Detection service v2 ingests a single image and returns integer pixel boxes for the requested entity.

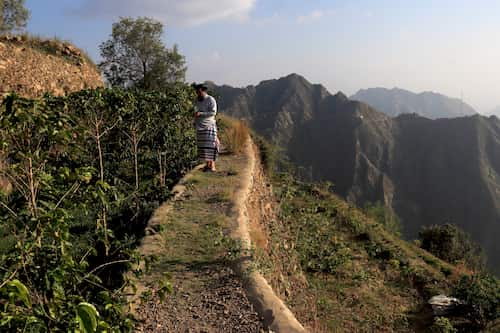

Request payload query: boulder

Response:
[429,294,464,316]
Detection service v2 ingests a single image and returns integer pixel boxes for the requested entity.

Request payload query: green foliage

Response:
[419,224,486,271]
[363,201,402,235]
[0,0,29,33]
[278,180,352,274]
[3,279,31,308]
[0,86,196,331]
[452,274,500,328]
[99,17,186,89]
[252,133,279,177]
[76,302,99,333]
[428,317,457,333]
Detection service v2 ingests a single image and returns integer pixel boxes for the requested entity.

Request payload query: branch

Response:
[98,118,121,139]
[85,259,131,278]
[0,268,19,290]
[54,182,81,210]
[3,170,29,193]
[0,201,17,217]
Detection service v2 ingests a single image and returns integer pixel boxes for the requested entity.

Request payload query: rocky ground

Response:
[136,265,263,333]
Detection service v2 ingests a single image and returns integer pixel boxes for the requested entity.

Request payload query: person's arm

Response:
[198,97,217,117]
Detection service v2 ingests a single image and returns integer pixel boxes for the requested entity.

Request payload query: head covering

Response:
[193,83,208,91]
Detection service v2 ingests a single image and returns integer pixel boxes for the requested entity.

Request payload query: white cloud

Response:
[297,10,324,24]
[72,0,257,26]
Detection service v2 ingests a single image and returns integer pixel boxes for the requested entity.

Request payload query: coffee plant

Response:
[0,86,196,331]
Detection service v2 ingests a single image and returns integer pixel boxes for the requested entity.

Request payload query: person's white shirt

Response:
[195,94,217,129]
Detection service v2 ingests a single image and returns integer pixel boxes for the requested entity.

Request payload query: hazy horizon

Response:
[25,0,500,113]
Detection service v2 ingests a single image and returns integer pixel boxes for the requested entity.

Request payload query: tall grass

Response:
[218,114,250,154]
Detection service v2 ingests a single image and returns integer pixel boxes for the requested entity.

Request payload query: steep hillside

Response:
[249,140,499,333]
[0,35,102,97]
[351,87,477,119]
[212,74,500,274]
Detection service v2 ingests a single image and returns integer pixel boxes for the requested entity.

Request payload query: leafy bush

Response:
[452,274,500,329]
[0,86,196,331]
[419,224,485,271]
[428,317,457,333]
[277,180,352,274]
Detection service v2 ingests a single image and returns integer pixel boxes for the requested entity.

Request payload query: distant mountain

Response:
[351,87,477,119]
[210,73,330,147]
[488,106,500,117]
[212,74,500,274]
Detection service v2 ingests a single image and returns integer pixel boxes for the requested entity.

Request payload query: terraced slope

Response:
[246,143,485,332]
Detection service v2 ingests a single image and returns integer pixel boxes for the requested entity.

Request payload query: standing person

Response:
[194,83,219,172]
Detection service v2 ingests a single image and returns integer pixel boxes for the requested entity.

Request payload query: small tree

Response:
[99,17,186,90]
[419,223,486,271]
[453,274,500,329]
[0,0,30,33]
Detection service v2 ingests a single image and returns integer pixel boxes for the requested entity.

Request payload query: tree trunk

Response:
[133,131,139,192]
[96,123,104,183]
[95,121,109,255]
[142,61,148,90]
[157,150,164,188]
[27,156,37,217]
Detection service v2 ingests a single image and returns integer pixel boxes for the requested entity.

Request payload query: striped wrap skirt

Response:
[196,125,219,161]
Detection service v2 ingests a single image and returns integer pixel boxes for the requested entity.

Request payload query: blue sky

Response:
[25,0,500,112]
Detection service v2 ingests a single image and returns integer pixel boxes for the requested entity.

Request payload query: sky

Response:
[25,0,500,113]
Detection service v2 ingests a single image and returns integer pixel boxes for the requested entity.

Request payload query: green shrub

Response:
[0,86,196,331]
[428,317,457,333]
[452,274,500,328]
[419,224,486,271]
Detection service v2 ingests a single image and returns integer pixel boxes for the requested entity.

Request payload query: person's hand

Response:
[195,112,202,117]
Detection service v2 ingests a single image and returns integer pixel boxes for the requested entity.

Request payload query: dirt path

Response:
[136,265,261,332]
[133,151,264,332]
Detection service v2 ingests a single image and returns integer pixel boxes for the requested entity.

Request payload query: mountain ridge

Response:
[211,73,500,274]
[351,87,477,119]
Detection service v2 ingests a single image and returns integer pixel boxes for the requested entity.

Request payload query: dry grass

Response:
[218,114,250,154]
[0,159,12,196]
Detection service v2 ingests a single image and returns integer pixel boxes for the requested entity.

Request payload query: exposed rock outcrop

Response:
[0,35,103,97]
